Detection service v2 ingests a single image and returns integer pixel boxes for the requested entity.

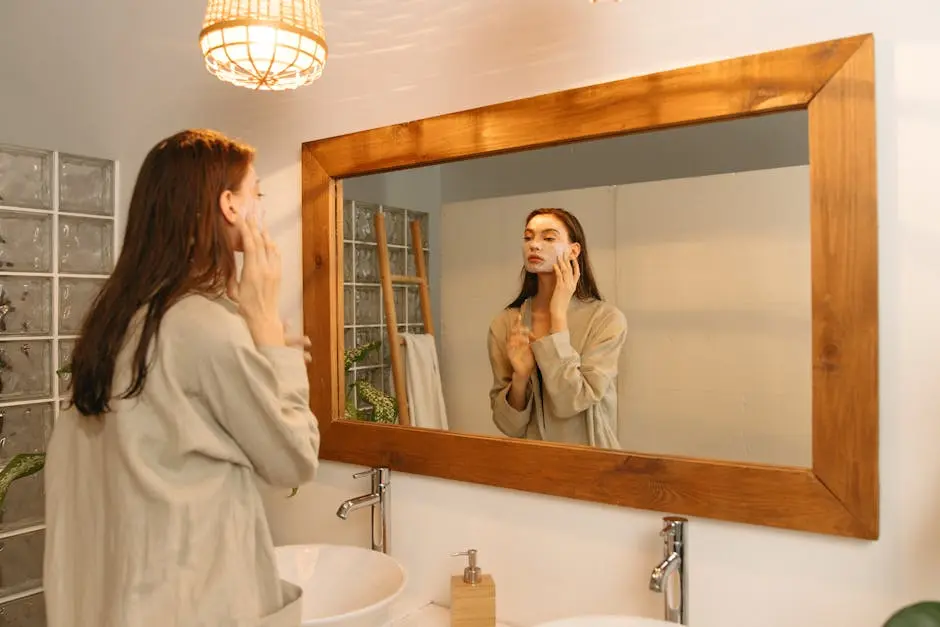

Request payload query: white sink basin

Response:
[275,543,407,627]
[534,616,676,627]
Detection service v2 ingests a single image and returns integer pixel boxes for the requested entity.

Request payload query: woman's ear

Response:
[570,242,582,259]
[219,189,237,225]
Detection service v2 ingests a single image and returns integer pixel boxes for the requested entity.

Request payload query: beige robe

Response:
[488,298,627,449]
[44,294,320,627]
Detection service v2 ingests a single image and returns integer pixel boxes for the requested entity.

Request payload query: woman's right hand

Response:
[507,313,536,379]
[230,217,285,347]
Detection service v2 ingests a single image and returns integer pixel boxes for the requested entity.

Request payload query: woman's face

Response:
[219,164,264,253]
[522,213,580,274]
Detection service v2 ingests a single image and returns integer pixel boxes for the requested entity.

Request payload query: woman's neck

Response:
[530,272,556,311]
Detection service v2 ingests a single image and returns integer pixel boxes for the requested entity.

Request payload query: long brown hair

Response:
[69,129,255,417]
[507,207,602,309]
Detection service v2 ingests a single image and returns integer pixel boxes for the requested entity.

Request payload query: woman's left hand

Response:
[549,249,580,332]
[284,321,313,363]
[287,335,313,363]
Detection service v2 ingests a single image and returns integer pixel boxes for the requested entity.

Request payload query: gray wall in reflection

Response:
[439,110,808,203]
[342,110,808,360]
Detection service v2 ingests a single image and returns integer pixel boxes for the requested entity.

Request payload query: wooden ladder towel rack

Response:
[373,212,434,427]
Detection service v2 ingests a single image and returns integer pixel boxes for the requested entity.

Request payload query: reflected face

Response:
[522,214,572,274]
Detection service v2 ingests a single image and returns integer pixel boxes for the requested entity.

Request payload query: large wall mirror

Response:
[301,34,878,539]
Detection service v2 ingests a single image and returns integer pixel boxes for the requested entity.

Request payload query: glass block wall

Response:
[342,199,431,421]
[0,144,116,626]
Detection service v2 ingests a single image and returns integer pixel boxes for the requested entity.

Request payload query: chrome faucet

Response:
[336,467,391,554]
[649,516,688,624]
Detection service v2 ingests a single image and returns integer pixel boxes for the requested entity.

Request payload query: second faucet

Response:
[649,516,688,624]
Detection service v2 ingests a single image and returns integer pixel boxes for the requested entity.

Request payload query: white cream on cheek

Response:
[522,214,572,272]
[524,241,570,272]
[540,243,568,268]
[552,242,571,263]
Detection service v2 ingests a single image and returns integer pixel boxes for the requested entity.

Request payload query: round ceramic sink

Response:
[275,543,407,627]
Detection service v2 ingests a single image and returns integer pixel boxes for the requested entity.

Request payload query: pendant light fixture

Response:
[199,0,328,91]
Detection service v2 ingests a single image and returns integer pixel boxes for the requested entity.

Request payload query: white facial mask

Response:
[552,242,571,264]
[524,242,571,273]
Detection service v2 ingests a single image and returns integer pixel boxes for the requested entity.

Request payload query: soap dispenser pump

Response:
[450,549,496,627]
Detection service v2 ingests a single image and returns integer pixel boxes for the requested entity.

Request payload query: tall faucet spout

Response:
[336,493,380,519]
[649,551,680,592]
[650,516,688,624]
[335,467,391,554]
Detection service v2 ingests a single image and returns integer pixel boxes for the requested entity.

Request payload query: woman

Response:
[43,129,320,627]
[487,207,627,449]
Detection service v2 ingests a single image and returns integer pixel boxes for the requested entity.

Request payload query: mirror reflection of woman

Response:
[487,208,627,449]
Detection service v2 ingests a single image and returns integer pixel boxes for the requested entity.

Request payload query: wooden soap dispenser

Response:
[450,549,496,627]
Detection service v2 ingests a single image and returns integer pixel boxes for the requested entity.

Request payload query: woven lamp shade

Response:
[200,0,328,91]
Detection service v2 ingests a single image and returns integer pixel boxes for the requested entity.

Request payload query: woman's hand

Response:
[549,249,580,332]
[285,322,313,363]
[230,217,285,347]
[507,312,536,379]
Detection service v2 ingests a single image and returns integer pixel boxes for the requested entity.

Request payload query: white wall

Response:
[4,0,938,626]
[438,167,812,467]
[0,0,252,248]
[242,2,940,626]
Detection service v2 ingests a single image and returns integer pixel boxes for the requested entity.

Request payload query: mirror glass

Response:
[340,110,812,467]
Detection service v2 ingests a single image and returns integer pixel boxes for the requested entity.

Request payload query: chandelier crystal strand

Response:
[200,0,327,91]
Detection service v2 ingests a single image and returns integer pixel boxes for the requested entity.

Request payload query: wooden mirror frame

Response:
[301,34,878,539]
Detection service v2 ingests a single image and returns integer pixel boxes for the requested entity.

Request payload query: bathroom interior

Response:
[1,1,939,626]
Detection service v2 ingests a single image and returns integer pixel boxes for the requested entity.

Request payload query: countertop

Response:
[385,596,512,627]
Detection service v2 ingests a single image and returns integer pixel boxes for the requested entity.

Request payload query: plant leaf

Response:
[287,487,298,498]
[884,602,940,627]
[344,342,381,372]
[345,397,369,421]
[0,453,46,509]
[354,380,398,424]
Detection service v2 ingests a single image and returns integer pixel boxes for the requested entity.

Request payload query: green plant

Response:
[884,602,940,627]
[0,363,71,507]
[343,341,399,424]
[0,453,45,509]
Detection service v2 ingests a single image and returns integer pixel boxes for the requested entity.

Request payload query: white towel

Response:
[399,333,449,430]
